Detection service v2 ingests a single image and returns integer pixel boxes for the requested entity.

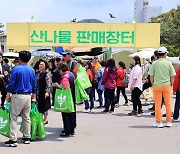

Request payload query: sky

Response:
[0,0,179,26]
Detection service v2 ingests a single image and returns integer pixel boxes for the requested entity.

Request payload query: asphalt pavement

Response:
[0,93,179,154]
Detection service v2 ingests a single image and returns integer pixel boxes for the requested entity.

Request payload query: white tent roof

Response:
[129,48,156,58]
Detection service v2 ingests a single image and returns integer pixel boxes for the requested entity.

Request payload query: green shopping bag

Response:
[75,79,89,104]
[0,108,10,138]
[20,103,46,140]
[76,65,92,89]
[5,101,10,112]
[54,88,75,113]
[30,113,38,140]
[36,113,46,138]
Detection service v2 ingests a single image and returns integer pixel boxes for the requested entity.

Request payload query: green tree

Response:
[149,5,180,57]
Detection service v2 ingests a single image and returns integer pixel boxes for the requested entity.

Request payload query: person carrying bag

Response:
[53,63,76,137]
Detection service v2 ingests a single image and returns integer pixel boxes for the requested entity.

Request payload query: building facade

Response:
[134,0,162,23]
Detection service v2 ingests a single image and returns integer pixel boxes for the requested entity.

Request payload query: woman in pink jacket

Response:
[102,58,118,113]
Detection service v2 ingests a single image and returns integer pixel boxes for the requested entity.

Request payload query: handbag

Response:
[76,65,92,89]
[54,88,75,113]
[0,108,10,138]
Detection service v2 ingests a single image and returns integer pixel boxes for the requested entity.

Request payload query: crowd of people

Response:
[0,46,179,147]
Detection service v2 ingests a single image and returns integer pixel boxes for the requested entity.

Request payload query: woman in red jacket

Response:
[173,66,180,121]
[102,58,118,113]
[116,61,128,106]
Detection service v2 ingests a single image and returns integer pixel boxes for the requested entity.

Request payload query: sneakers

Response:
[82,109,90,113]
[152,122,164,128]
[102,110,109,113]
[128,111,137,116]
[151,112,155,116]
[22,138,31,144]
[173,119,178,122]
[148,106,155,111]
[123,103,129,106]
[115,104,120,108]
[138,110,144,114]
[90,108,95,112]
[44,120,48,125]
[5,140,18,147]
[164,122,172,127]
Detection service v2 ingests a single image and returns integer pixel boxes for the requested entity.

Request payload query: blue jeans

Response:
[173,91,180,120]
[84,87,94,110]
[97,89,103,107]
[104,88,115,111]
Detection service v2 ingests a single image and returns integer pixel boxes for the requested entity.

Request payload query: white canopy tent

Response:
[129,48,156,58]
[3,52,19,58]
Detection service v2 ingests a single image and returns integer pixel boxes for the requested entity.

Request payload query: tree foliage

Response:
[149,5,180,57]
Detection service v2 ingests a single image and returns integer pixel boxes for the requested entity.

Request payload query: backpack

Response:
[122,73,129,86]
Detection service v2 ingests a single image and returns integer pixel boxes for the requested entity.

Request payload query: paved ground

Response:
[0,93,179,154]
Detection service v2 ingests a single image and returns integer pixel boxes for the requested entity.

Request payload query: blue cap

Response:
[60,50,73,55]
[145,58,150,62]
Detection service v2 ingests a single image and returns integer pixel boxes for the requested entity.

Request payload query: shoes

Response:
[5,140,18,147]
[44,120,48,125]
[148,106,155,111]
[115,104,120,108]
[61,130,65,134]
[151,112,155,116]
[128,111,137,116]
[162,113,173,117]
[82,109,90,113]
[22,138,30,144]
[102,110,109,113]
[97,106,102,109]
[164,122,172,127]
[138,110,144,114]
[60,133,73,137]
[128,98,132,102]
[152,122,164,128]
[90,108,95,112]
[109,110,114,113]
[123,103,129,106]
[173,119,178,122]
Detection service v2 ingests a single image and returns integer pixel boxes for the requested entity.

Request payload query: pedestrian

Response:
[36,60,51,124]
[0,53,7,108]
[116,61,128,106]
[148,47,176,128]
[61,50,78,129]
[142,56,155,105]
[54,63,75,137]
[96,60,107,108]
[128,56,143,116]
[52,58,62,107]
[172,66,180,121]
[5,51,36,147]
[102,58,117,113]
[83,62,95,113]
[92,56,102,101]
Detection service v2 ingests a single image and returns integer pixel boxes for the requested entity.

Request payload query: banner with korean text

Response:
[6,23,160,51]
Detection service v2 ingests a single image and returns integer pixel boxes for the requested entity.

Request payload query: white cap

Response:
[158,47,169,53]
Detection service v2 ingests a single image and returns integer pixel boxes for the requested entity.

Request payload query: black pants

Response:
[0,78,7,107]
[52,87,56,106]
[143,82,151,91]
[116,86,128,104]
[132,87,142,111]
[62,112,75,135]
[104,88,115,111]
